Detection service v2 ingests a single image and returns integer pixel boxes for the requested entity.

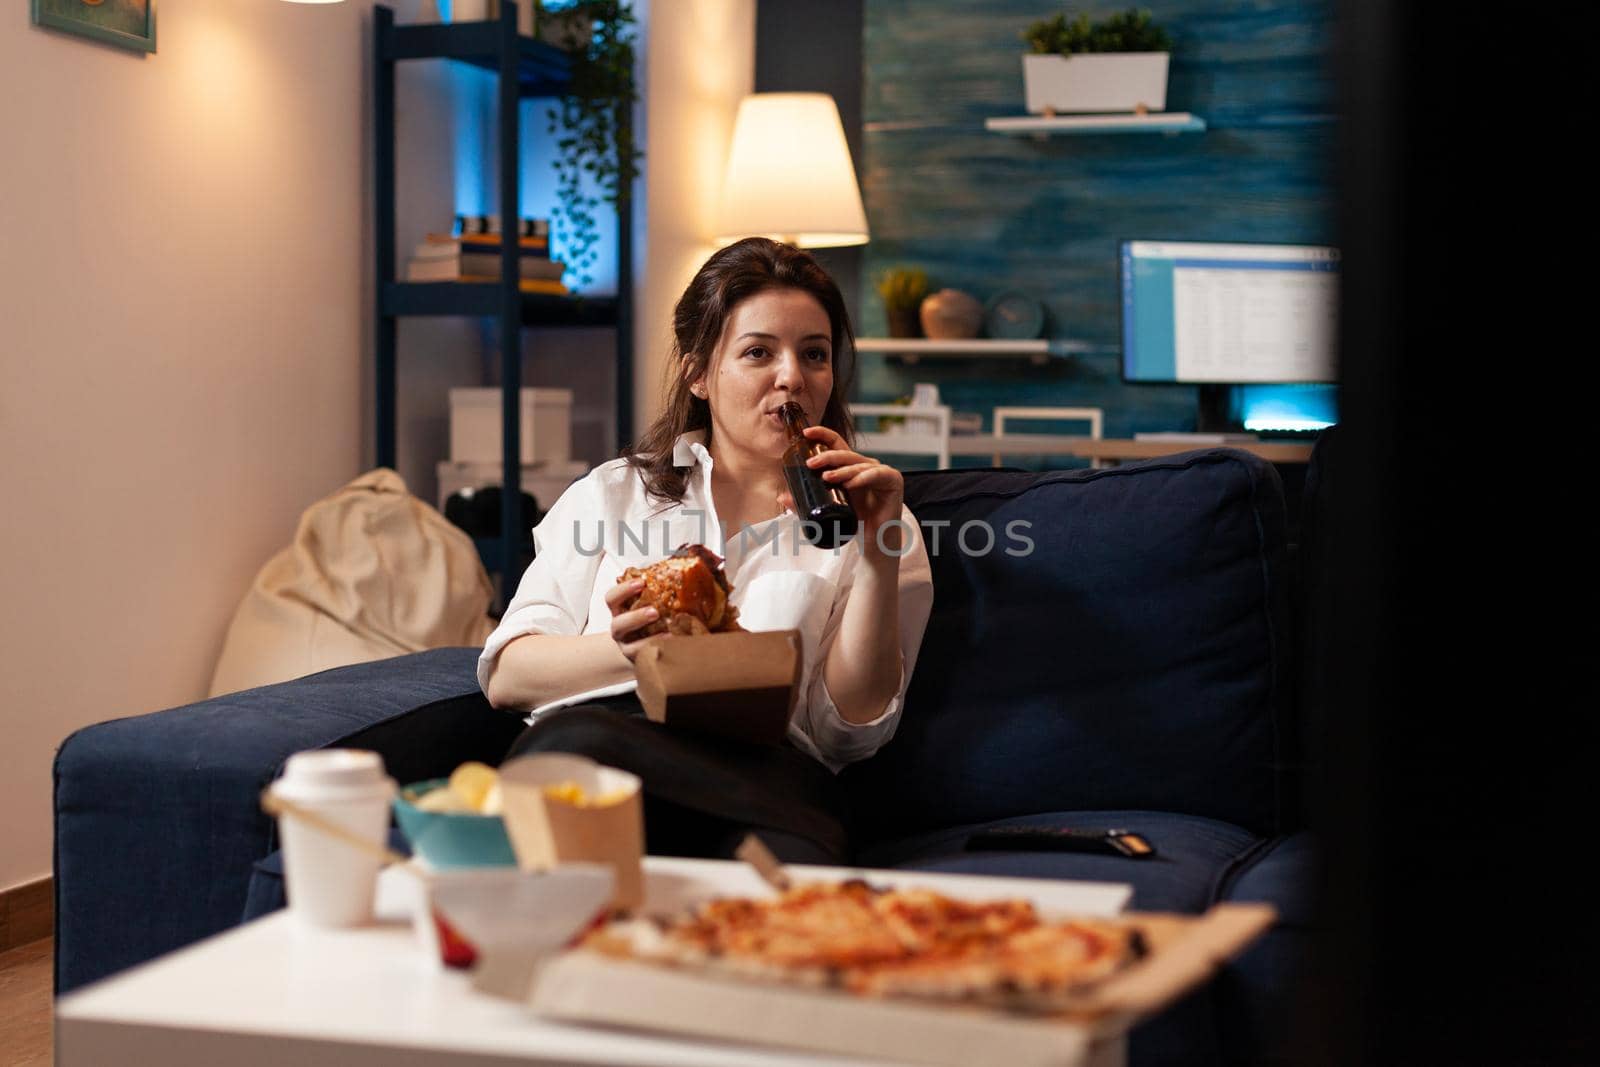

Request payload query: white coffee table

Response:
[57,857,1133,1067]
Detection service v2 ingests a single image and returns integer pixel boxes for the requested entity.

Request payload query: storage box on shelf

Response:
[449,387,573,466]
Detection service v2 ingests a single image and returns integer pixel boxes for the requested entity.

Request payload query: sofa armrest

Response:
[53,647,521,993]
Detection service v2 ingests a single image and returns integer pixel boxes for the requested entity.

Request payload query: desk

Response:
[951,435,1315,465]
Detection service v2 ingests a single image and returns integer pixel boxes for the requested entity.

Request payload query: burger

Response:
[617,544,742,637]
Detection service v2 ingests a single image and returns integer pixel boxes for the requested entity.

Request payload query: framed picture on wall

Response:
[32,0,157,54]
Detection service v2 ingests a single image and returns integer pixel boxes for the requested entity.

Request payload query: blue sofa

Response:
[55,445,1324,1064]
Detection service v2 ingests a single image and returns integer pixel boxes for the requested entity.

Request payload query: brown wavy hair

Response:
[626,237,856,503]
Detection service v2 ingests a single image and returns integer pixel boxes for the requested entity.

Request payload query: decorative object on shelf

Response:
[546,0,641,290]
[874,267,929,339]
[453,214,548,239]
[32,0,155,52]
[951,411,984,436]
[537,1,594,48]
[714,93,869,249]
[874,396,912,433]
[1020,9,1172,114]
[873,385,945,437]
[983,290,1046,339]
[919,288,983,340]
[906,382,945,437]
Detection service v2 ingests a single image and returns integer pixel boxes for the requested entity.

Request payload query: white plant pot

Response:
[1022,52,1170,114]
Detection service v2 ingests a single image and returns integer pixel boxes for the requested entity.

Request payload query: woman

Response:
[479,237,935,863]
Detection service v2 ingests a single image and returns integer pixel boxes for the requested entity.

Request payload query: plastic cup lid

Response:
[277,749,394,794]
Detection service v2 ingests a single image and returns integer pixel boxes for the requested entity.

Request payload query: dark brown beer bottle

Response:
[778,401,859,549]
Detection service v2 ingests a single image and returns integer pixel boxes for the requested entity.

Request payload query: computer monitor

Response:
[1120,240,1339,434]
[1121,240,1339,383]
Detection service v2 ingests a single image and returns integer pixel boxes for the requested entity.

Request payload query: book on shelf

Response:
[407,238,567,284]
[402,260,570,295]
[458,253,565,281]
[406,258,567,283]
[405,256,462,282]
[458,276,570,296]
[424,232,551,257]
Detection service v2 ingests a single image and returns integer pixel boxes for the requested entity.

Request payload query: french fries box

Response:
[526,901,1276,1067]
[633,629,803,745]
[496,754,644,912]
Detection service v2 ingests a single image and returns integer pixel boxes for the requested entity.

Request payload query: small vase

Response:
[919,289,983,340]
[886,307,921,339]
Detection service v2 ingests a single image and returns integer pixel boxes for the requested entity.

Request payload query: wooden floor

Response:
[0,938,52,1067]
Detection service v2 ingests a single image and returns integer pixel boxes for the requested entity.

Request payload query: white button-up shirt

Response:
[478,430,936,771]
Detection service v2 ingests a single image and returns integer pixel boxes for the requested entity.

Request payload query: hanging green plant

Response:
[544,0,642,292]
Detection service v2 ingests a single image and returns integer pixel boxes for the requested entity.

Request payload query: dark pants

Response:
[504,695,851,864]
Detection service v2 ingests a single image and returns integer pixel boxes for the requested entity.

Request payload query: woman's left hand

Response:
[777,425,905,555]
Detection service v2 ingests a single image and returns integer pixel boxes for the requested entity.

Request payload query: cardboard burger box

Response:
[526,901,1275,1067]
[633,630,804,746]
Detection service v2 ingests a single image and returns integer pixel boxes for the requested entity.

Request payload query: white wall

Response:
[635,0,754,431]
[0,0,753,893]
[0,0,477,891]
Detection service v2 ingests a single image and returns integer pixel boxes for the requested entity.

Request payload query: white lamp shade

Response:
[715,93,869,249]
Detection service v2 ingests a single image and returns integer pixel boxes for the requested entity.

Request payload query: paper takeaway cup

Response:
[497,754,644,912]
[269,749,396,928]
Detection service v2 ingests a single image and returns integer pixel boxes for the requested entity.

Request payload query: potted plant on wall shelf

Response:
[544,0,641,291]
[875,267,930,339]
[1021,8,1173,114]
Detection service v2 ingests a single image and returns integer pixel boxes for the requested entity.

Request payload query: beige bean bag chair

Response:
[209,468,495,697]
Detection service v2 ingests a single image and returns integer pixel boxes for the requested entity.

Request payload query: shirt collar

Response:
[671,429,712,468]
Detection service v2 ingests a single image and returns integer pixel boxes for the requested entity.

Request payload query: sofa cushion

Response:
[846,451,1293,842]
[858,810,1263,915]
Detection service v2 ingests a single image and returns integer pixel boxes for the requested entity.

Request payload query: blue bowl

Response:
[393,778,517,869]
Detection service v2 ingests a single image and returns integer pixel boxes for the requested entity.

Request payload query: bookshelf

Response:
[373,3,633,609]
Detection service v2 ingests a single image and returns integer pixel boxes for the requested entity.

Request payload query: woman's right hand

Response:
[605,578,661,663]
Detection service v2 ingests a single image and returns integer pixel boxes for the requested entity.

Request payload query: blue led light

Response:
[1238,384,1338,432]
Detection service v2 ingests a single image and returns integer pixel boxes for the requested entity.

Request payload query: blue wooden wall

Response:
[857,0,1335,452]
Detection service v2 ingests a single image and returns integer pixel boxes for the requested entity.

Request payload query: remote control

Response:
[964,826,1156,858]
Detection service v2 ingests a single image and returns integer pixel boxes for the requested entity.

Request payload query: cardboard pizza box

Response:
[633,630,803,745]
[525,901,1276,1067]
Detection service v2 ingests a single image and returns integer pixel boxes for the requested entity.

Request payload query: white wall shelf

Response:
[985,112,1206,136]
[855,338,1114,365]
